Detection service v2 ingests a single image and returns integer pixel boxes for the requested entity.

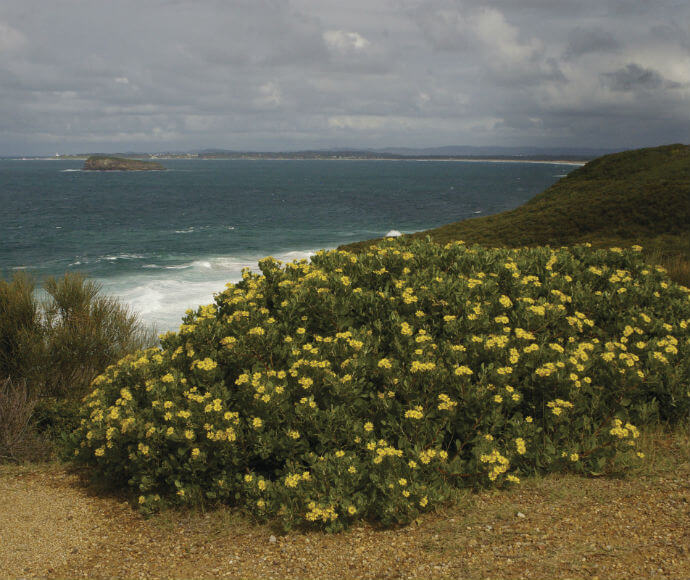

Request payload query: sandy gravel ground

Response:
[1,432,689,579]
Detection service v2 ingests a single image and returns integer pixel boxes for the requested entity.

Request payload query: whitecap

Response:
[385,230,403,237]
[101,248,323,331]
[100,253,146,262]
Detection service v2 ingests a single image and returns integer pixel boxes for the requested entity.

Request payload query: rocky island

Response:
[83,156,166,171]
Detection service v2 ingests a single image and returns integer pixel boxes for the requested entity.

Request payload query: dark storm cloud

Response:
[601,63,680,92]
[0,0,688,154]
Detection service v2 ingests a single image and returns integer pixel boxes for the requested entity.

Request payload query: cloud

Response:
[563,27,620,60]
[0,0,688,154]
[0,21,25,53]
[254,82,283,108]
[601,63,680,92]
[323,30,370,53]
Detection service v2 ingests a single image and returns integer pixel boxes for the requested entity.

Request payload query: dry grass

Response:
[1,423,688,579]
[0,378,50,463]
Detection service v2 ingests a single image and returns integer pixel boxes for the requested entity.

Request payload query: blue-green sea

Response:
[0,158,578,331]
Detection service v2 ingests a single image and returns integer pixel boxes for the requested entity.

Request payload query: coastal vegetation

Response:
[69,239,690,530]
[0,272,154,461]
[83,155,166,171]
[342,144,690,286]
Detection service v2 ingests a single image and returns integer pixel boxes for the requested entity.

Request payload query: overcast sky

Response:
[1,0,689,155]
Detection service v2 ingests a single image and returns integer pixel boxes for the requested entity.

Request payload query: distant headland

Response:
[83,156,166,171]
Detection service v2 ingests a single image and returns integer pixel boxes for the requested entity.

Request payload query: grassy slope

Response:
[341,144,690,276]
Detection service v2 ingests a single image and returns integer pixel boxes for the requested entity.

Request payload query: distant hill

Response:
[341,144,690,278]
[374,145,616,159]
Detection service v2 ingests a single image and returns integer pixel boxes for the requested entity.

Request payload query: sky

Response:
[1,0,689,155]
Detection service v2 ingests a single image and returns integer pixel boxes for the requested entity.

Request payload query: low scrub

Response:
[0,272,155,401]
[69,239,690,530]
[0,272,155,460]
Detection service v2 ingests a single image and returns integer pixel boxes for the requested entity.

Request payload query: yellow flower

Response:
[404,406,424,420]
[515,438,526,455]
[364,422,374,432]
[252,417,263,429]
[194,357,217,371]
[454,365,473,376]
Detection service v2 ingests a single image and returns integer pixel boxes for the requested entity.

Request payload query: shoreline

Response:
[9,156,586,166]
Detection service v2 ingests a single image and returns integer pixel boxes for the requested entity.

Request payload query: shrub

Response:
[0,273,45,394]
[1,271,155,459]
[69,239,690,531]
[0,271,155,401]
[40,273,157,399]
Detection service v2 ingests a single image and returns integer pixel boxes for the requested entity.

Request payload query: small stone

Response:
[269,535,277,544]
[516,512,526,518]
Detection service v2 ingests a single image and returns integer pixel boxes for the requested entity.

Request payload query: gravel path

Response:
[1,434,689,579]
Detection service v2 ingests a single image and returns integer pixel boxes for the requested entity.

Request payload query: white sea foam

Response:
[385,230,403,237]
[60,169,82,172]
[100,248,318,331]
[102,253,146,261]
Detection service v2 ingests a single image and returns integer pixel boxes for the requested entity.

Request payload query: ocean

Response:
[0,158,578,332]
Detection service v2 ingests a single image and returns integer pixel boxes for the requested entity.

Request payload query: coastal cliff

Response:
[83,156,166,171]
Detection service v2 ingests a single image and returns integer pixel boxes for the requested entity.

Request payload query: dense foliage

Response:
[69,238,690,530]
[0,272,154,461]
[342,145,690,285]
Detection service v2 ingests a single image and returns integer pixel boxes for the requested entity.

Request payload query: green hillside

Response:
[341,144,690,279]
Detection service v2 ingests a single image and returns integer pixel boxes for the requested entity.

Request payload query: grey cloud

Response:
[564,28,620,60]
[601,63,680,92]
[0,0,688,154]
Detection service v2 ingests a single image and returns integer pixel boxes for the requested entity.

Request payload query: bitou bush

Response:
[69,239,690,531]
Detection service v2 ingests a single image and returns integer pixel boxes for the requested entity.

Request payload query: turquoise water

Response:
[0,158,577,330]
